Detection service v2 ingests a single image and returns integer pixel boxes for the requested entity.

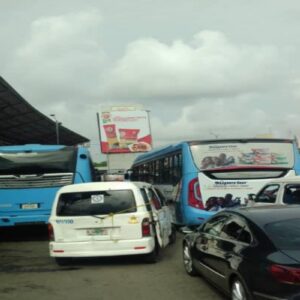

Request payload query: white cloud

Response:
[103,31,287,101]
[151,96,300,147]
[1,4,300,162]
[6,10,105,105]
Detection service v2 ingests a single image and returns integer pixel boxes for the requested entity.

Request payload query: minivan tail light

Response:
[48,223,54,241]
[188,178,204,209]
[269,264,300,284]
[142,218,151,237]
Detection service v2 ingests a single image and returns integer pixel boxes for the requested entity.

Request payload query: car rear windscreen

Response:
[57,190,136,216]
[264,218,300,250]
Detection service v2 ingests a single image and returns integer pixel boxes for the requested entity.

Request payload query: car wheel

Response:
[169,225,177,244]
[183,242,197,276]
[144,242,160,264]
[55,257,71,266]
[231,278,249,300]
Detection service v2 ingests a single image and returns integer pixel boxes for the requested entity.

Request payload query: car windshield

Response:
[57,190,136,216]
[264,218,300,250]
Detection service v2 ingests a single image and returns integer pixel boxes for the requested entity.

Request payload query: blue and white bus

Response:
[0,144,96,227]
[130,139,300,226]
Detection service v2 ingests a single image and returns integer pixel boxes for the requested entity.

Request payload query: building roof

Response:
[0,77,89,146]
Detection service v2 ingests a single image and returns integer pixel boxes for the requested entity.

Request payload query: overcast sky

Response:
[1,0,300,161]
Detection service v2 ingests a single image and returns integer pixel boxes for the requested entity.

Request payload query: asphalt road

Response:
[0,226,225,300]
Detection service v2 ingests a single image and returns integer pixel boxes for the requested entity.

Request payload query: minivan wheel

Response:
[55,257,71,266]
[144,243,160,264]
[231,278,248,300]
[183,243,197,276]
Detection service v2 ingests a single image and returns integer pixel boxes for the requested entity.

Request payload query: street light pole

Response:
[50,114,60,144]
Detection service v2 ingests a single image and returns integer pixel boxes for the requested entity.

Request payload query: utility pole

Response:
[50,114,60,144]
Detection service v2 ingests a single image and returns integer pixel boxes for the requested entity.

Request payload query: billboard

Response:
[190,142,294,170]
[99,107,152,154]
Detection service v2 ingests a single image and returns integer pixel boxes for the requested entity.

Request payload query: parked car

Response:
[49,181,175,265]
[182,205,300,300]
[248,177,300,207]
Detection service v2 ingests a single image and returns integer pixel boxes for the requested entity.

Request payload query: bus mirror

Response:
[80,154,87,159]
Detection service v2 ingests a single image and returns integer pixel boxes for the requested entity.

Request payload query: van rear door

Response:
[53,189,144,242]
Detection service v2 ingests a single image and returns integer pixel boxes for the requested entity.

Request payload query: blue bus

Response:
[0,144,96,227]
[130,139,300,226]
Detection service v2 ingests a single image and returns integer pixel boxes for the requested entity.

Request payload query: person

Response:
[205,197,220,211]
[217,197,225,208]
[224,193,240,208]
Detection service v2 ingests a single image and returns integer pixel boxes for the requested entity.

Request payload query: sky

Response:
[1,0,300,162]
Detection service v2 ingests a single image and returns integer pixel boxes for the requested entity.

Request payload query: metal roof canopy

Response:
[0,77,89,146]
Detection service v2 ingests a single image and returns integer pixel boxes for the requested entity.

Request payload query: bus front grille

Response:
[0,173,74,189]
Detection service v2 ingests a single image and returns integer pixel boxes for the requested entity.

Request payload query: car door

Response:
[154,187,173,237]
[145,187,169,248]
[214,215,253,290]
[192,213,229,283]
[254,184,280,206]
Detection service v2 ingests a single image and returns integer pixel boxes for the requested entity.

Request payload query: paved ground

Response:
[0,226,225,300]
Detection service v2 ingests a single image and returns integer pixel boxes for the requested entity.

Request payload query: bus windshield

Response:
[0,147,76,175]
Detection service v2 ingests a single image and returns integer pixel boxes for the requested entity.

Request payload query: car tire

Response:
[169,225,177,244]
[55,257,71,266]
[144,241,160,264]
[183,242,197,276]
[231,278,250,300]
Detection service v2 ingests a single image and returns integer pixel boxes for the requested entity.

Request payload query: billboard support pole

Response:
[96,112,104,162]
[146,110,153,148]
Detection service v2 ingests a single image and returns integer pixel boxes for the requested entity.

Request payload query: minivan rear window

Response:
[57,190,136,216]
[264,218,300,250]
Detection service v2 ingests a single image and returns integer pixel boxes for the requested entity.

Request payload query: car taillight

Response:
[269,264,300,284]
[188,178,204,209]
[48,223,54,241]
[142,218,151,237]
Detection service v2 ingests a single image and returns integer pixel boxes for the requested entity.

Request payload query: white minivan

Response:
[49,181,175,265]
[248,177,300,207]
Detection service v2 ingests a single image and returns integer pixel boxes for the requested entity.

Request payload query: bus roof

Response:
[133,138,294,165]
[0,144,67,152]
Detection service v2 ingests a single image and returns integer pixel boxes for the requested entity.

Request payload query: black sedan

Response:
[182,205,300,300]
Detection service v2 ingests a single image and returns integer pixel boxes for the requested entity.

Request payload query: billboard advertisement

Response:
[190,142,294,170]
[99,108,152,154]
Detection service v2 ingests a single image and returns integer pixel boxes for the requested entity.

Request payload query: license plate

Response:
[86,228,108,236]
[21,203,39,209]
